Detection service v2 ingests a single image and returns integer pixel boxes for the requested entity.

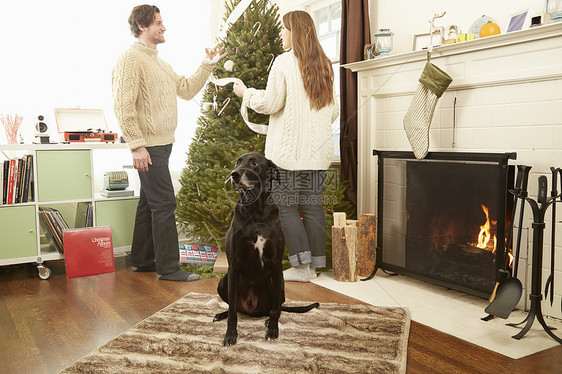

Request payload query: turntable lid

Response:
[54,108,108,134]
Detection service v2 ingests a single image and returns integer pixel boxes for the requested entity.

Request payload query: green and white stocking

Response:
[403,61,452,159]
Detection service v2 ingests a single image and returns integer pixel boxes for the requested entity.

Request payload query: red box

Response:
[63,226,115,278]
[178,243,219,264]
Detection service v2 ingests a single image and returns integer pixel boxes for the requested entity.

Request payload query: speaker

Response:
[33,114,51,144]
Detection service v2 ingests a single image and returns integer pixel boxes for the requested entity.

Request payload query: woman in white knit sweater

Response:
[234,10,339,282]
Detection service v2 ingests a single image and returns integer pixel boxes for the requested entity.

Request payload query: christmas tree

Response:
[176,0,355,262]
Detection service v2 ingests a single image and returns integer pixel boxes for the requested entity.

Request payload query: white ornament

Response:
[212,94,218,111]
[224,60,235,72]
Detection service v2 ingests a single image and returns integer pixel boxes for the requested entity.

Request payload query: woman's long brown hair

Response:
[283,11,334,110]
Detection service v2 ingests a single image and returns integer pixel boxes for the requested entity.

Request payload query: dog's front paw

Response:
[214,311,228,322]
[265,327,279,341]
[223,330,238,346]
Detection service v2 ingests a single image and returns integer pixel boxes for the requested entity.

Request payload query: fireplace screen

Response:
[373,151,516,298]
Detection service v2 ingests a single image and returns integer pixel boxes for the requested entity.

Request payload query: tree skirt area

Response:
[61,292,410,374]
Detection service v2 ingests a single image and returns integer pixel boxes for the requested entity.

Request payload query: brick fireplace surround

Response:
[343,22,562,323]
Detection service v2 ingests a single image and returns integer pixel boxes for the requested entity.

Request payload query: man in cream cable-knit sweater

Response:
[112,5,222,281]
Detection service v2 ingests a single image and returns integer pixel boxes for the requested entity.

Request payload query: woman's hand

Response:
[233,81,247,97]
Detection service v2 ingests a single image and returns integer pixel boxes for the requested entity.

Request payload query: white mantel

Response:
[343,22,562,318]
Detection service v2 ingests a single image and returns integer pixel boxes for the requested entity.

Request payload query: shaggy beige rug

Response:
[61,292,410,373]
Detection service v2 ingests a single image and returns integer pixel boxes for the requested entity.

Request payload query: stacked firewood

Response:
[332,213,376,282]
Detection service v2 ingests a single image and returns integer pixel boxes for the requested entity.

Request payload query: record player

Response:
[64,129,118,143]
[54,108,118,143]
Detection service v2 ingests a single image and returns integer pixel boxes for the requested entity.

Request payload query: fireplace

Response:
[372,151,516,298]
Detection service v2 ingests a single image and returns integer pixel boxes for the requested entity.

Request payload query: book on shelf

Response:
[86,203,93,227]
[27,157,34,202]
[16,156,28,203]
[0,154,34,205]
[21,154,33,203]
[38,207,69,254]
[0,161,3,205]
[39,210,61,253]
[6,159,15,204]
[2,160,10,204]
[75,202,93,228]
[16,157,24,203]
[14,157,23,204]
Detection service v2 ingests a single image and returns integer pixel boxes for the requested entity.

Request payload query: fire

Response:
[476,205,497,253]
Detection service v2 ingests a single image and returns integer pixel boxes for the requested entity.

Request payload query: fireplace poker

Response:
[545,168,562,307]
[512,166,531,280]
[452,97,457,148]
[544,168,559,305]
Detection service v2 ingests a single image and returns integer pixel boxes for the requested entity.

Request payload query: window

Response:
[308,0,342,159]
[314,2,341,62]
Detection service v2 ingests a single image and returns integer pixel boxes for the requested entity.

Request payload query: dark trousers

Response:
[130,144,180,275]
[273,169,327,269]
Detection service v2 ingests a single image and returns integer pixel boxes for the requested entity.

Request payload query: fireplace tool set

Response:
[484,166,562,344]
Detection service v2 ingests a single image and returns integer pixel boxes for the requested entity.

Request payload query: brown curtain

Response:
[340,0,370,206]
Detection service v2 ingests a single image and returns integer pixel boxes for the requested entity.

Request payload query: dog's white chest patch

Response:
[253,235,267,267]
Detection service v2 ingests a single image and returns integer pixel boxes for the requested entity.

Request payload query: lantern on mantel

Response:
[547,0,562,22]
[374,28,394,57]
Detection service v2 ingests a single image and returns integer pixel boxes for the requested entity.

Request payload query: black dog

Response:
[214,152,318,346]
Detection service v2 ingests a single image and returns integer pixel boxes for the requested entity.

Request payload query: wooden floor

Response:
[1,256,561,373]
